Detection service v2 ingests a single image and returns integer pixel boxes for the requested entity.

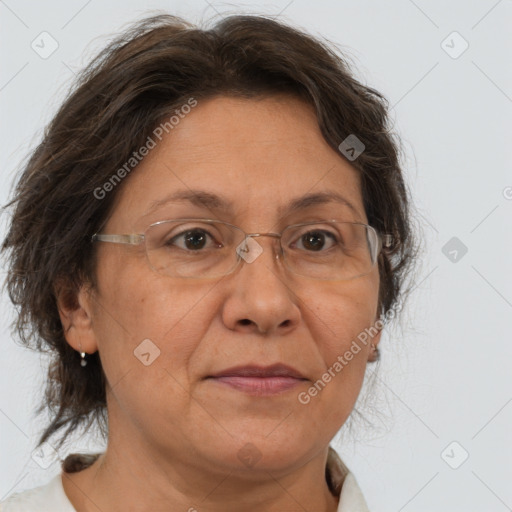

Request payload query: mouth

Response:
[205,364,308,396]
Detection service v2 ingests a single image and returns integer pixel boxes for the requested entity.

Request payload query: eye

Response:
[166,228,222,251]
[291,229,338,252]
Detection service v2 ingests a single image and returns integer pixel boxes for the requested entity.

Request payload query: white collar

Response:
[326,446,371,511]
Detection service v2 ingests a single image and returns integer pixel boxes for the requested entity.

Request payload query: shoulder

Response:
[0,453,102,512]
[0,473,73,512]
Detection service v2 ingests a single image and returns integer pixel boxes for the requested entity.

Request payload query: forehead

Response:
[108,95,366,230]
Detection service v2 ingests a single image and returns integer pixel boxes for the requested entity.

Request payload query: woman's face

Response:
[71,95,381,475]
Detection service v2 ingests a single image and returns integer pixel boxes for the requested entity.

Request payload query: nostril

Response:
[239,319,252,326]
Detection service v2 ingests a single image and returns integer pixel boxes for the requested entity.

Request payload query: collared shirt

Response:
[0,447,370,511]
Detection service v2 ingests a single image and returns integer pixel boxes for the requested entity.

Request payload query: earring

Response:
[369,342,380,363]
[78,342,87,367]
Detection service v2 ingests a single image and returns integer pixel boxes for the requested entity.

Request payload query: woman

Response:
[0,13,416,511]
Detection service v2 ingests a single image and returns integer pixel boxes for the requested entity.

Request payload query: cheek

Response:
[297,277,379,421]
[306,276,379,359]
[92,255,219,387]
[91,268,221,440]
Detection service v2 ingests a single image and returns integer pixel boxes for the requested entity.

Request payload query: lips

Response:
[208,363,306,380]
[206,364,308,396]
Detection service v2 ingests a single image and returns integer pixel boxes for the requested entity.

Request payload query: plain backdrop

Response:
[0,1,511,511]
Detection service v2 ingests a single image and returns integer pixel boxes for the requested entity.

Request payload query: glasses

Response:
[91,218,393,281]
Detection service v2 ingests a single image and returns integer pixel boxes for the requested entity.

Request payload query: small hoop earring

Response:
[78,342,87,367]
[370,342,380,363]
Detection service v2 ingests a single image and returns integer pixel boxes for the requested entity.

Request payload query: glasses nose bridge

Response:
[241,232,284,262]
[246,232,281,240]
[245,231,282,249]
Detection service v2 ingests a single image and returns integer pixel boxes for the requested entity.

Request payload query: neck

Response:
[62,437,340,512]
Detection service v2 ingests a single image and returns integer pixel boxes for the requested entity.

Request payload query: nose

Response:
[221,235,301,336]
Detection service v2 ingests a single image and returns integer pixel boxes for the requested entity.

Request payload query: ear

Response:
[55,279,98,355]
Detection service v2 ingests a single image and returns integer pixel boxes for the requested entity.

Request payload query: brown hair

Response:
[1,13,418,451]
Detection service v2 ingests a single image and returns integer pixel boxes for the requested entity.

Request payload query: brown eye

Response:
[167,229,220,251]
[293,230,337,252]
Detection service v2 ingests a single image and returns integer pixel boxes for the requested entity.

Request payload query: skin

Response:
[58,95,382,512]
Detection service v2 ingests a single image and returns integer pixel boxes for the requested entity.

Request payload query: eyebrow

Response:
[142,189,360,219]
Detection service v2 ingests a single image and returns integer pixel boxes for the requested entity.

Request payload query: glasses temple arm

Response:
[91,234,144,244]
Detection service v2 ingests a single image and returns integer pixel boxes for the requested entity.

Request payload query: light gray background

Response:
[0,1,511,511]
